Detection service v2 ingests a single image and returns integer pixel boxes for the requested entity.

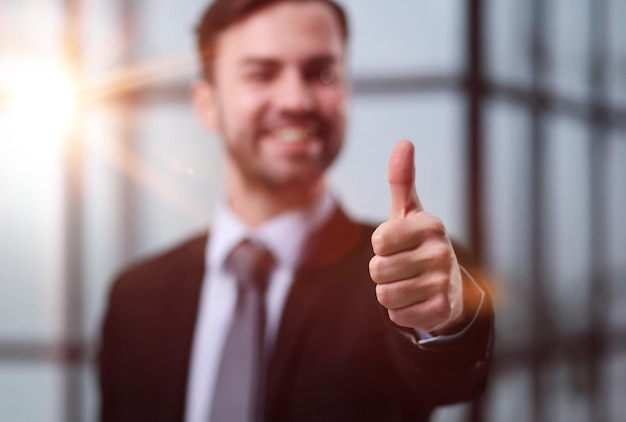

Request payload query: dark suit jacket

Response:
[98,206,493,421]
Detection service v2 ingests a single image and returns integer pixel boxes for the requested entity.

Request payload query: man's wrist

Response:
[417,266,485,344]
[432,274,473,336]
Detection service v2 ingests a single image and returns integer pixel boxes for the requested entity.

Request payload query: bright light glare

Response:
[0,56,77,206]
[4,58,77,133]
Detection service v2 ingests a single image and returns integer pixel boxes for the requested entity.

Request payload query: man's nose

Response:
[275,70,315,113]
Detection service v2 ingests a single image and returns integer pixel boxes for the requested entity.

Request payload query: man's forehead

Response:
[214,1,345,63]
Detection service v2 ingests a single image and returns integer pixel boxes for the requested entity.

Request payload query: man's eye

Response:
[307,68,336,84]
[319,69,336,85]
[245,71,273,82]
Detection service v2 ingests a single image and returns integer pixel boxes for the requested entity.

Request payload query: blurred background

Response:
[0,0,624,421]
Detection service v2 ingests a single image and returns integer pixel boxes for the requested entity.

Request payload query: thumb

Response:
[388,139,423,219]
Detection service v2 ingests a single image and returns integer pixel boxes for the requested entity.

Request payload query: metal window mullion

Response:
[528,1,554,421]
[62,0,85,421]
[587,0,610,421]
[465,0,485,420]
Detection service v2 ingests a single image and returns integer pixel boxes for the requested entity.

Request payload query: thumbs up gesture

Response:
[369,140,465,333]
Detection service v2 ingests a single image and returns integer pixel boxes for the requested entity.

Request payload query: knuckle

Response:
[372,220,405,254]
[430,295,452,320]
[433,245,451,262]
[423,214,446,238]
[427,273,450,293]
[388,309,408,327]
[368,256,381,281]
[376,284,390,307]
[424,245,451,266]
[371,225,390,254]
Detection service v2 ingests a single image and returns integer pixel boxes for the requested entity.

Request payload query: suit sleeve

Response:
[382,251,495,405]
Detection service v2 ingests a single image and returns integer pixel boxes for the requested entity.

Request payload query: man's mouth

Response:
[267,125,320,143]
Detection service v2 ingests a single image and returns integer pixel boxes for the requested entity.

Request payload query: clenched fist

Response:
[369,140,465,333]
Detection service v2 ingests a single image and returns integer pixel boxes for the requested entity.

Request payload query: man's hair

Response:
[195,0,349,82]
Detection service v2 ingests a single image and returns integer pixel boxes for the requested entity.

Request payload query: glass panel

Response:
[485,366,533,422]
[431,403,469,422]
[546,0,592,102]
[126,0,207,80]
[483,100,533,347]
[0,0,64,47]
[80,0,127,82]
[486,0,532,86]
[331,92,465,240]
[0,0,67,341]
[543,360,591,422]
[129,103,220,258]
[0,363,64,422]
[607,0,626,108]
[340,0,464,76]
[606,351,626,422]
[81,361,98,422]
[81,107,132,341]
[543,116,592,336]
[0,106,66,341]
[124,0,466,83]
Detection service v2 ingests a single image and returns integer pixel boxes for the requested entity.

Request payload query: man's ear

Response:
[191,79,219,130]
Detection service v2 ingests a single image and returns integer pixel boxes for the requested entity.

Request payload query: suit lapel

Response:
[264,207,367,412]
[161,234,208,417]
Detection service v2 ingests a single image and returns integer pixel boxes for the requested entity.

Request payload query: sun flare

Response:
[0,56,79,191]
[3,57,77,134]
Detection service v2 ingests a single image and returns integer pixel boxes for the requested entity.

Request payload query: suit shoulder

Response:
[110,232,208,299]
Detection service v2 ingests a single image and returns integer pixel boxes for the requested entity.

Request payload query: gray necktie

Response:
[211,239,275,422]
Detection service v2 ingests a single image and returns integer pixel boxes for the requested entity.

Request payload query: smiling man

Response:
[98,1,494,421]
[192,0,347,224]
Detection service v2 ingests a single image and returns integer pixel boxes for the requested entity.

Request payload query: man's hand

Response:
[369,140,464,333]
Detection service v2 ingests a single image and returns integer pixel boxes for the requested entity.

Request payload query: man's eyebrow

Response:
[240,57,280,67]
[238,55,338,67]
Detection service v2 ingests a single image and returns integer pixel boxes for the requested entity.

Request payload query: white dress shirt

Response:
[184,193,335,422]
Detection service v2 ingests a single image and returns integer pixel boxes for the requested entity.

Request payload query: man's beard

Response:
[222,112,343,191]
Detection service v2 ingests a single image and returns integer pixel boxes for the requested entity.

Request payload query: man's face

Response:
[196,1,348,192]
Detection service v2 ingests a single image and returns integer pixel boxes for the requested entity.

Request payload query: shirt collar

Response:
[207,192,335,270]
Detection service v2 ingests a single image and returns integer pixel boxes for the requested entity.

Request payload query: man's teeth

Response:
[272,128,312,143]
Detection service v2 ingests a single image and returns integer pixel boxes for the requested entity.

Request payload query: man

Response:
[98,0,494,421]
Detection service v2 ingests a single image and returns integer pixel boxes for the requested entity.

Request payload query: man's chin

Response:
[261,166,325,192]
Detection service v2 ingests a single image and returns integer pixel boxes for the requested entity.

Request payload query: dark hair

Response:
[195,0,349,81]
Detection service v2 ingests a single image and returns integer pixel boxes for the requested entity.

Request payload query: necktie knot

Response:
[227,239,275,293]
